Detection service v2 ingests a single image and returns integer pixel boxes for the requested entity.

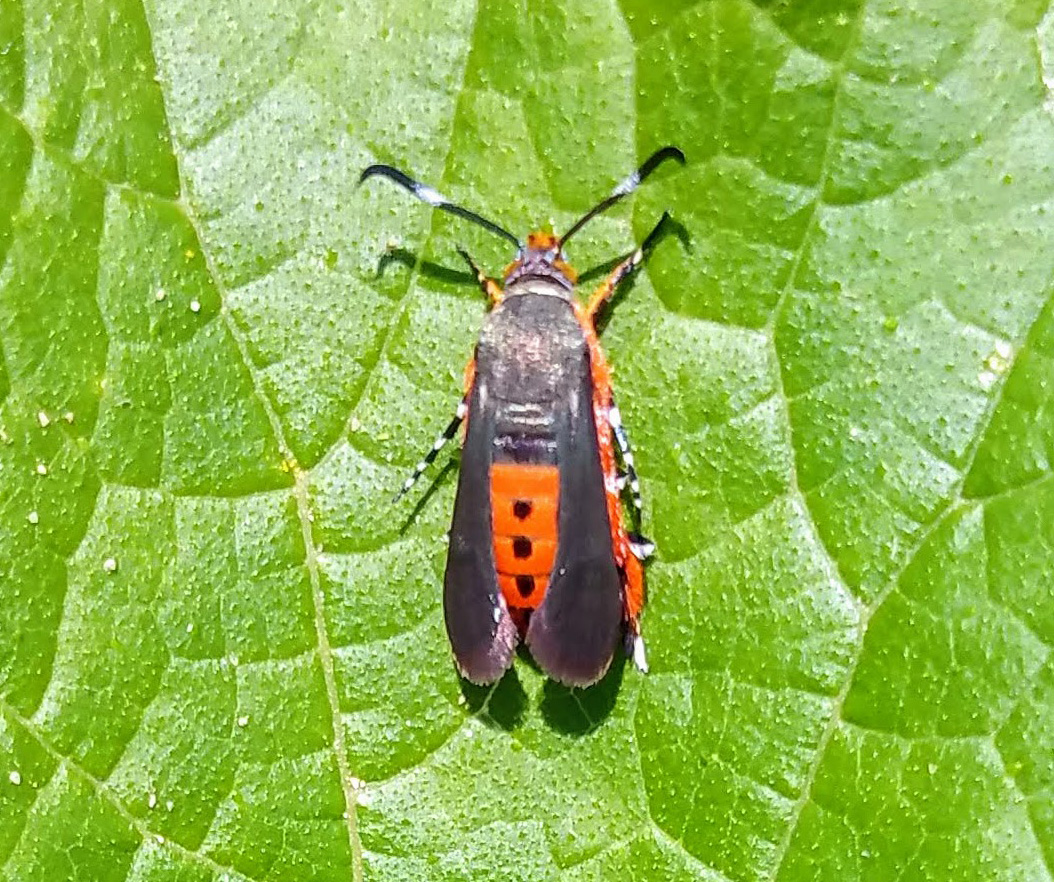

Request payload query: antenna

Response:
[558,146,685,249]
[360,164,524,250]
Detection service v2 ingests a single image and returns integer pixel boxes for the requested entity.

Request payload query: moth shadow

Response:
[375,247,476,289]
[397,458,458,535]
[539,652,626,736]
[459,668,528,732]
[588,215,692,336]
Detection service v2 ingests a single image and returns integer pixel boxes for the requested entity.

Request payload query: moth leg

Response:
[586,211,671,319]
[457,247,503,306]
[608,398,655,560]
[608,398,652,674]
[624,624,649,673]
[392,397,468,503]
[623,552,649,673]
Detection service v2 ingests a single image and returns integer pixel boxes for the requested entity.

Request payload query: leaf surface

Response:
[1,1,1053,880]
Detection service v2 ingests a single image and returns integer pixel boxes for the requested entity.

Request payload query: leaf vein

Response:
[0,698,255,882]
[145,39,365,882]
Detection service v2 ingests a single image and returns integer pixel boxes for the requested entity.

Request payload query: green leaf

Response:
[1,1,1052,880]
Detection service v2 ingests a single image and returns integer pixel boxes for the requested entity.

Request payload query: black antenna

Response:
[558,146,685,250]
[360,164,524,250]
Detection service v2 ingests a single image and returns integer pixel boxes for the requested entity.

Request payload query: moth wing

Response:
[443,376,517,683]
[526,352,622,687]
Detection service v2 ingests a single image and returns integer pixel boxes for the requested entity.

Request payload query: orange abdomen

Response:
[490,463,559,610]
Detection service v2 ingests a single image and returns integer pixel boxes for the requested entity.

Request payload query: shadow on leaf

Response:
[539,652,625,736]
[459,668,527,731]
[591,214,692,335]
[398,458,458,535]
[375,246,476,288]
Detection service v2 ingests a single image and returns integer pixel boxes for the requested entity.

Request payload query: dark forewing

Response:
[443,377,517,683]
[526,351,622,687]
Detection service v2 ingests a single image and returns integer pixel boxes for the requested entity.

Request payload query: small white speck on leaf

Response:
[984,344,1012,378]
[102,557,118,573]
[35,462,47,475]
[27,511,39,525]
[148,792,157,809]
[350,417,361,433]
[186,622,194,633]
[37,411,50,428]
[189,299,201,313]
[978,369,998,391]
[165,799,174,811]
[155,834,165,845]
[63,411,75,424]
[8,770,21,786]
[155,287,166,301]
[356,790,372,807]
[237,715,249,727]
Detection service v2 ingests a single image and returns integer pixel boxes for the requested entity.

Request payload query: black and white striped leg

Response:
[392,398,467,503]
[609,399,656,560]
[608,400,642,519]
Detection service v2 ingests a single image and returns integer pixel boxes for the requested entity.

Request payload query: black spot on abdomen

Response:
[515,575,535,598]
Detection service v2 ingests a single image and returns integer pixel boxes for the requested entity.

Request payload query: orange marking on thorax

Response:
[501,231,579,285]
[490,463,559,611]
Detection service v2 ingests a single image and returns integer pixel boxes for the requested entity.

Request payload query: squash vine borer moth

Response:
[361,146,684,687]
